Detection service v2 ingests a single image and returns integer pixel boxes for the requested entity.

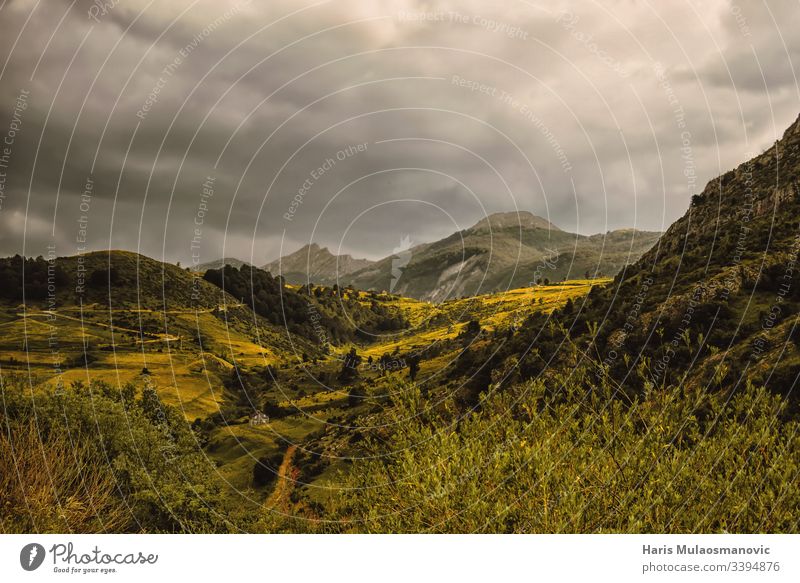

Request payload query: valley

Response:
[0,255,605,518]
[3,116,800,533]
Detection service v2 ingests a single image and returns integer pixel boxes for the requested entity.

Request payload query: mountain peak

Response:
[470,211,561,232]
[783,112,800,140]
[295,243,357,261]
[263,243,374,284]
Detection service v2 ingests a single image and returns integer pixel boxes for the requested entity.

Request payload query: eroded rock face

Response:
[266,211,661,301]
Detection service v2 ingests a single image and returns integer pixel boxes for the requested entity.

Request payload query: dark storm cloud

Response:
[0,0,798,265]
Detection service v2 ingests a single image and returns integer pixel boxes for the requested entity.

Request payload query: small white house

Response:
[249,411,269,427]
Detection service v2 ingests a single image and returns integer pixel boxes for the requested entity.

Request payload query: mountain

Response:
[469,210,561,231]
[342,211,660,301]
[261,243,374,286]
[579,112,800,394]
[194,257,251,272]
[464,113,800,402]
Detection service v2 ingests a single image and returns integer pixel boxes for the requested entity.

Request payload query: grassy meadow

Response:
[0,278,603,516]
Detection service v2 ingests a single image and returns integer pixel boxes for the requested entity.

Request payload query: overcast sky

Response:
[0,0,798,265]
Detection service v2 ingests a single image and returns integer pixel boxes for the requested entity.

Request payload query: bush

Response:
[0,375,232,533]
[0,419,128,533]
[253,451,285,487]
[324,364,800,533]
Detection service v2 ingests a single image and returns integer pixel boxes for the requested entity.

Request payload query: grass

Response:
[356,279,608,359]
[0,305,285,420]
[205,413,330,495]
[1,279,608,509]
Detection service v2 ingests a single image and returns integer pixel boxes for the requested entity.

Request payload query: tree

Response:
[408,356,421,381]
[348,385,366,407]
[253,451,284,487]
[339,348,361,383]
[789,323,800,348]
[464,319,481,338]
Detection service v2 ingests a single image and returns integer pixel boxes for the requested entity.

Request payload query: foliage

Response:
[204,265,408,345]
[0,418,129,533]
[0,375,234,533]
[253,451,285,488]
[323,362,799,533]
[0,255,68,301]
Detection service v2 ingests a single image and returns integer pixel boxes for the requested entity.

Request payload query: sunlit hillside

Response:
[0,259,603,518]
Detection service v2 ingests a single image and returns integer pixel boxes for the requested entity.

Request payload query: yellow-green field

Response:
[0,305,283,420]
[0,279,608,502]
[353,279,608,359]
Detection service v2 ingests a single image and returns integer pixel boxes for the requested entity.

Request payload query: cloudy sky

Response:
[0,0,798,265]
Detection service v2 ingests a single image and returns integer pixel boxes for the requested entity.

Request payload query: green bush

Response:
[0,375,233,533]
[324,364,800,533]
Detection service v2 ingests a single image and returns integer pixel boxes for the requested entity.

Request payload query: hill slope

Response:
[590,113,800,393]
[0,250,235,310]
[344,211,660,301]
[480,113,800,400]
[0,251,321,419]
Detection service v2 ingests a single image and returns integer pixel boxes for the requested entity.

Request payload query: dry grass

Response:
[0,419,131,533]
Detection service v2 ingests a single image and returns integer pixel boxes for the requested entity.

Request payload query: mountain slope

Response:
[262,243,374,287]
[555,112,800,395]
[405,113,800,409]
[344,211,660,301]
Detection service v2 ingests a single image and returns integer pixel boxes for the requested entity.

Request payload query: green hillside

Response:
[341,211,660,301]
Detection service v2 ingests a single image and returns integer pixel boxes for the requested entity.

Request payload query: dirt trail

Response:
[264,445,297,511]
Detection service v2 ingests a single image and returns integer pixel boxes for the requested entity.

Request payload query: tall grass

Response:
[0,419,130,533]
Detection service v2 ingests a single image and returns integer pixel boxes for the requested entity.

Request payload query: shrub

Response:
[0,375,232,533]
[253,452,285,487]
[324,364,800,533]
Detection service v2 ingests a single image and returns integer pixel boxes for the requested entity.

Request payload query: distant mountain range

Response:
[204,212,661,301]
[261,243,374,287]
[342,212,661,301]
[194,257,252,272]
